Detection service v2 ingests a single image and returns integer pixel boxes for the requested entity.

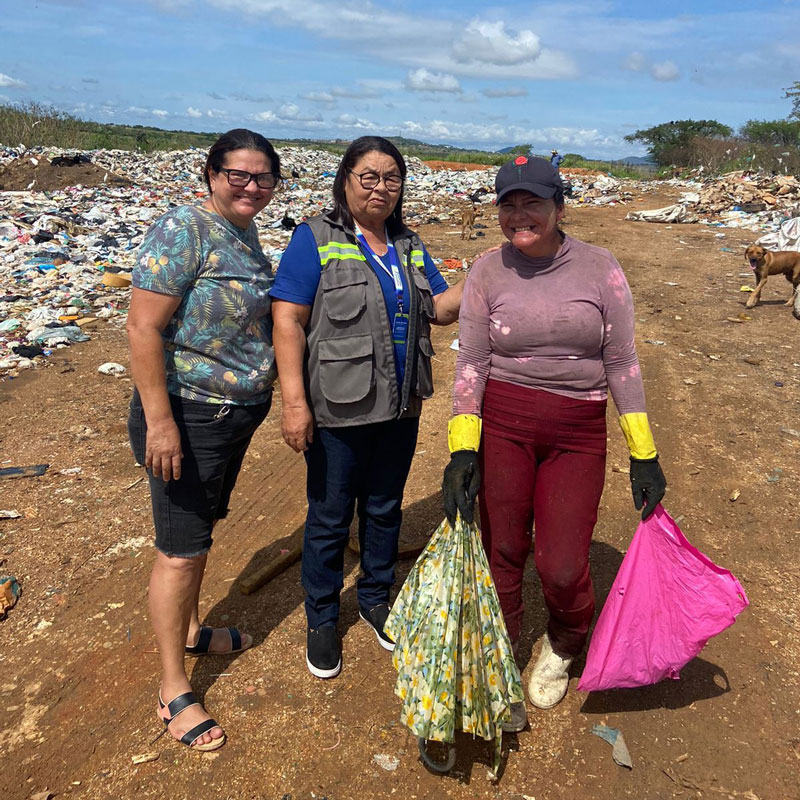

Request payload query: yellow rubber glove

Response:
[618,412,657,461]
[447,414,482,453]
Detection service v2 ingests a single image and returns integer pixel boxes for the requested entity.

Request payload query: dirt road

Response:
[1,188,798,799]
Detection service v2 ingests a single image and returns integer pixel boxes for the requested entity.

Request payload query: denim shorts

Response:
[127,390,271,558]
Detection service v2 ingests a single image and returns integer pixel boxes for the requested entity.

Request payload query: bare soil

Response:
[1,189,799,800]
[0,158,130,192]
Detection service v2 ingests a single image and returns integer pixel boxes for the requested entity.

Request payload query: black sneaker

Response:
[359,603,395,652]
[306,626,342,679]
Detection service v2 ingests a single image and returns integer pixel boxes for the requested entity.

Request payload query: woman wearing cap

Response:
[127,128,281,751]
[442,155,666,731]
[270,136,463,680]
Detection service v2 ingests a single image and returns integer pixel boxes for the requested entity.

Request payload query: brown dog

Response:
[744,244,800,315]
[460,204,477,240]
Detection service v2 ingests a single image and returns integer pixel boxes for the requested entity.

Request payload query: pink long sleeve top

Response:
[453,236,647,417]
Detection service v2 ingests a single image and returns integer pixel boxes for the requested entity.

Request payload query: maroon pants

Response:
[478,379,607,656]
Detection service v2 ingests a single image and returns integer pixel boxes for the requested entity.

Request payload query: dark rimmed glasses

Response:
[218,168,281,190]
[349,170,403,192]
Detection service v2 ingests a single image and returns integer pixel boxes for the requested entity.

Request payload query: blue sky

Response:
[1,0,799,158]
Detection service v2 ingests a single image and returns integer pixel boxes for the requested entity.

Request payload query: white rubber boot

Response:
[527,635,573,709]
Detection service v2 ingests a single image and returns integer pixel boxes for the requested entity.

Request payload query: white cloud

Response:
[335,113,372,130]
[126,105,149,114]
[0,72,25,88]
[231,91,272,103]
[206,108,227,118]
[187,106,203,117]
[397,119,616,153]
[200,0,575,80]
[302,91,336,104]
[452,20,541,66]
[482,86,529,98]
[277,102,323,122]
[359,79,403,92]
[624,51,646,72]
[405,68,461,93]
[152,109,169,118]
[651,60,679,81]
[253,106,326,129]
[331,85,379,99]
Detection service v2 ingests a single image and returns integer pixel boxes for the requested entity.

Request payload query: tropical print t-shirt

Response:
[133,205,275,405]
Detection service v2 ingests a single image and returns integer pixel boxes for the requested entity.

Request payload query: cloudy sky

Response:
[1,0,799,158]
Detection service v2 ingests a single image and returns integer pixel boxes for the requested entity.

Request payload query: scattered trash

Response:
[131,752,160,765]
[644,339,666,346]
[372,753,400,772]
[729,489,741,501]
[449,339,460,351]
[740,285,754,293]
[58,467,82,475]
[97,361,126,376]
[101,271,132,288]
[0,463,49,480]
[0,509,22,519]
[591,724,633,769]
[766,468,783,484]
[756,216,800,253]
[780,428,800,438]
[0,575,21,618]
[626,204,697,224]
[29,791,54,800]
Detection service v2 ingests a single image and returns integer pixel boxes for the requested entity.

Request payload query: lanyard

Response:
[354,224,404,310]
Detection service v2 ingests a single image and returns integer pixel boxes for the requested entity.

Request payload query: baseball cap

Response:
[495,156,563,202]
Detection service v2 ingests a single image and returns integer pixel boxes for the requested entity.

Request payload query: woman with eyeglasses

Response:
[126,128,281,752]
[271,135,463,679]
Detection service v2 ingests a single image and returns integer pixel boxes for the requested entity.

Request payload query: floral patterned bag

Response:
[385,515,524,774]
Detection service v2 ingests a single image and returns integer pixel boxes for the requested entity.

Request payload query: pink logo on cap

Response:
[514,156,527,165]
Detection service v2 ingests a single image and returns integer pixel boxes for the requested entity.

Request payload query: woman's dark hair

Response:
[203,128,281,192]
[331,136,407,235]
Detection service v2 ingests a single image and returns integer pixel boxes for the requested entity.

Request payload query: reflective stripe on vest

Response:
[410,249,425,271]
[318,241,366,266]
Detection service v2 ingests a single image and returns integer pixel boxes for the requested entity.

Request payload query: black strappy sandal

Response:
[158,692,226,752]
[185,626,249,656]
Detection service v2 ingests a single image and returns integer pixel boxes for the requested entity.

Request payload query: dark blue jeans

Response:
[302,417,420,629]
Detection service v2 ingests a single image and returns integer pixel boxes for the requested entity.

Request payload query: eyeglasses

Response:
[349,170,403,192]
[218,168,281,190]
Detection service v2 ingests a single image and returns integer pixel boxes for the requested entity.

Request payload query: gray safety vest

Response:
[303,213,436,428]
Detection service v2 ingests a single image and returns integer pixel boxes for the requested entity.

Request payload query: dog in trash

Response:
[744,244,800,315]
[460,204,478,240]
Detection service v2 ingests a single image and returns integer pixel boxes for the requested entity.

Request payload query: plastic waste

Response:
[578,505,748,692]
[0,576,21,618]
[97,361,126,376]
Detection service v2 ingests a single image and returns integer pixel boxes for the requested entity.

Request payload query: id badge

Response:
[392,312,409,344]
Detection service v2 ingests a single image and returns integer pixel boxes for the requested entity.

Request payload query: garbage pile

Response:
[626,170,800,234]
[695,172,800,214]
[0,145,498,378]
[566,173,637,207]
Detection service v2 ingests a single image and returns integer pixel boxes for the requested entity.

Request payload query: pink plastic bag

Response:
[578,505,749,692]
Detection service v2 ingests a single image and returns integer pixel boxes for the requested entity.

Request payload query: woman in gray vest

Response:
[271,136,463,679]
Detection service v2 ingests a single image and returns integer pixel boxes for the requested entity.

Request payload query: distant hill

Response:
[612,155,656,166]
